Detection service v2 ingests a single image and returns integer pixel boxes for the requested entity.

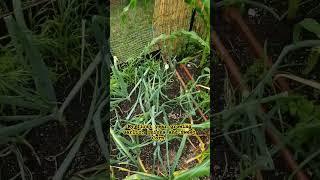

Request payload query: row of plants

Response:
[0,0,110,179]
[1,0,211,179]
[110,0,211,179]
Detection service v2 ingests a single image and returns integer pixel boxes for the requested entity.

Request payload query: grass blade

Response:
[58,52,103,119]
[275,73,320,90]
[80,19,86,103]
[170,135,187,175]
[192,121,210,129]
[12,0,27,30]
[173,158,210,180]
[93,97,109,160]
[110,128,136,164]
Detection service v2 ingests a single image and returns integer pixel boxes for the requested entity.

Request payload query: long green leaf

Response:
[192,121,210,129]
[110,128,136,164]
[12,0,27,30]
[275,73,320,90]
[0,115,53,137]
[170,135,187,175]
[293,18,320,42]
[93,97,109,160]
[173,158,210,180]
[5,14,56,104]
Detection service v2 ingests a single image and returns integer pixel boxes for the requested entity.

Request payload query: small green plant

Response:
[279,96,320,145]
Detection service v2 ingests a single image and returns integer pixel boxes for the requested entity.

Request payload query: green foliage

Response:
[36,0,97,72]
[110,54,209,179]
[111,57,129,98]
[0,51,31,95]
[186,67,210,111]
[1,1,108,179]
[192,121,210,129]
[293,18,320,42]
[244,59,267,85]
[195,90,209,111]
[293,18,320,74]
[144,30,210,67]
[1,0,211,179]
[121,0,137,23]
[287,0,301,19]
[110,3,211,178]
[184,0,210,66]
[212,39,320,177]
[110,128,137,164]
[174,158,210,180]
[279,96,320,147]
[5,0,56,106]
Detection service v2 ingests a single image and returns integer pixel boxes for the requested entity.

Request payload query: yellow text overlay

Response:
[123,124,196,141]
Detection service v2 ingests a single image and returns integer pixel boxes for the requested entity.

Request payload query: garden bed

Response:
[1,0,320,179]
